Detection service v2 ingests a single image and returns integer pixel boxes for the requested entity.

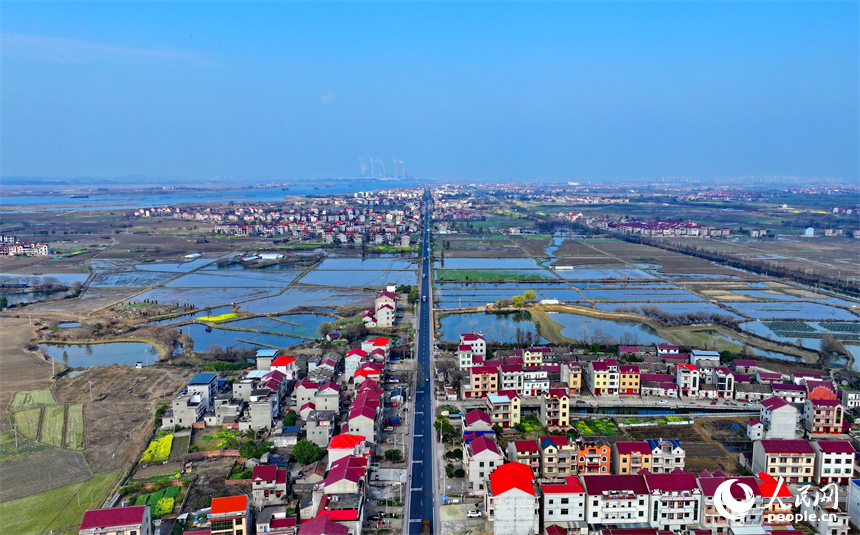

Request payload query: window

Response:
[479,462,485,467]
[561,508,569,515]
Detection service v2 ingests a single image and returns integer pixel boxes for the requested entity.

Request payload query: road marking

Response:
[409,520,422,523]
[413,459,423,463]
[415,412,423,415]
[412,487,423,491]
[414,434,423,437]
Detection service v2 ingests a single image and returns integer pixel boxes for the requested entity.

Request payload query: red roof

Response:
[761,396,790,410]
[253,464,278,482]
[272,356,296,367]
[513,439,539,453]
[211,495,248,515]
[346,348,367,358]
[756,472,792,499]
[697,476,762,498]
[461,333,485,341]
[542,477,585,494]
[80,506,147,530]
[490,462,535,496]
[371,337,391,346]
[614,442,650,455]
[582,474,648,495]
[458,344,473,352]
[464,409,491,426]
[814,440,855,453]
[329,434,365,449]
[469,436,500,456]
[298,513,349,535]
[759,439,813,454]
[471,366,498,375]
[643,472,698,492]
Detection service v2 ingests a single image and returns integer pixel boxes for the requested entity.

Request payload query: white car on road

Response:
[467,511,482,518]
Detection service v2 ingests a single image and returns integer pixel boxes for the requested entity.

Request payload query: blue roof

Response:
[282,426,302,433]
[646,438,681,449]
[256,349,278,357]
[852,479,860,488]
[245,370,268,379]
[189,372,218,385]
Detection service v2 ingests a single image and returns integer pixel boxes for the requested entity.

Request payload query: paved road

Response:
[408,191,435,535]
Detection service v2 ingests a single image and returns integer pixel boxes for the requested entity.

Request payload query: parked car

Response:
[467,511,482,518]
[369,513,384,520]
[710,401,717,405]
[383,426,394,432]
[658,399,668,404]
[575,400,587,404]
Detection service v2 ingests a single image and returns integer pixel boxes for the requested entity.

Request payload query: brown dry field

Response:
[555,240,612,257]
[0,317,54,420]
[551,257,625,267]
[445,249,527,258]
[0,447,93,502]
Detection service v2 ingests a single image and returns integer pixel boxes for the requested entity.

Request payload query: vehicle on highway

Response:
[425,377,429,382]
[423,273,427,279]
[383,426,394,432]
[467,511,482,518]
[658,399,668,404]
[422,295,427,302]
[575,400,587,404]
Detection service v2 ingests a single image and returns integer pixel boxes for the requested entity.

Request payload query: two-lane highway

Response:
[408,192,436,535]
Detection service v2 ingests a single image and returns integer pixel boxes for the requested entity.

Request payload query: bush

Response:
[385,449,402,461]
[164,485,181,499]
[134,494,149,505]
[453,468,465,478]
[153,497,175,518]
[140,435,174,464]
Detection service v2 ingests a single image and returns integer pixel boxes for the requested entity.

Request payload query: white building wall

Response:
[493,490,539,535]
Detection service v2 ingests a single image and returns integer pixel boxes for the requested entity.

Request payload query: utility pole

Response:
[88,381,93,402]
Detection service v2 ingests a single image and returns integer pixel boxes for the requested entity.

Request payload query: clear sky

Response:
[2,2,858,183]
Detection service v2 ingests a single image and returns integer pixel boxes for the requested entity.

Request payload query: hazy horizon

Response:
[2,2,858,183]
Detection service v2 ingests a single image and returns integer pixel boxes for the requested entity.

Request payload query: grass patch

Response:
[41,405,66,447]
[65,404,85,450]
[11,390,55,410]
[0,430,49,462]
[197,313,238,322]
[0,470,118,535]
[12,408,42,441]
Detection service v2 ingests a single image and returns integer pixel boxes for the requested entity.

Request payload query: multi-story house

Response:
[731,359,757,374]
[698,474,763,534]
[772,382,807,404]
[618,365,640,395]
[466,436,504,494]
[581,474,650,527]
[522,348,546,367]
[575,436,611,474]
[760,396,798,439]
[586,359,619,396]
[78,505,152,535]
[522,367,549,396]
[847,480,860,530]
[296,513,347,535]
[464,409,493,432]
[643,472,702,532]
[689,350,721,366]
[842,389,860,410]
[645,438,685,473]
[811,440,856,485]
[506,439,541,477]
[463,366,498,399]
[209,495,249,535]
[539,436,578,479]
[803,399,844,435]
[252,465,289,506]
[497,364,524,395]
[539,389,570,429]
[612,442,653,474]
[677,364,700,397]
[327,434,369,469]
[806,380,839,401]
[560,362,582,395]
[752,439,814,484]
[486,390,521,428]
[187,372,219,410]
[712,367,735,398]
[540,477,586,526]
[485,463,539,535]
[799,501,849,535]
[304,411,337,448]
[458,345,474,370]
[460,333,487,356]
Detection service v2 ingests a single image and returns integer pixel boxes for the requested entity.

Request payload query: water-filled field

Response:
[39,342,159,367]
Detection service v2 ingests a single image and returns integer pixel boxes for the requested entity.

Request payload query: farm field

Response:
[0,470,118,535]
[13,407,42,441]
[65,404,85,449]
[10,389,55,410]
[41,404,66,447]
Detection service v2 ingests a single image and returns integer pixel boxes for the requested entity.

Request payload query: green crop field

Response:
[11,390,55,410]
[435,269,551,282]
[41,405,66,447]
[13,408,42,441]
[65,404,85,450]
[0,470,118,535]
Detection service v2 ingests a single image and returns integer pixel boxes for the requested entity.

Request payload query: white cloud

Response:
[320,92,336,104]
[1,32,217,66]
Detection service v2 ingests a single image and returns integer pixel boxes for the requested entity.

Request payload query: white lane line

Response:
[414,434,423,437]
[412,460,423,463]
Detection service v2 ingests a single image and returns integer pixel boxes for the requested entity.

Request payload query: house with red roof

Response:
[806,380,839,401]
[460,333,487,356]
[619,365,640,396]
[747,418,764,440]
[537,436,577,479]
[698,473,763,532]
[209,495,249,535]
[485,463,538,535]
[271,356,299,379]
[760,396,798,440]
[359,337,391,356]
[296,513,348,535]
[318,455,367,495]
[458,344,475,370]
[643,472,702,531]
[374,290,397,327]
[676,364,700,397]
[811,440,856,485]
[756,472,794,523]
[313,382,341,412]
[466,435,504,494]
[752,439,814,484]
[344,348,367,381]
[505,439,541,476]
[255,507,297,535]
[464,366,499,399]
[252,464,289,506]
[580,474,649,527]
[612,442,653,474]
[803,399,845,434]
[353,363,383,386]
[347,403,378,444]
[486,390,521,428]
[78,505,151,535]
[293,379,322,411]
[540,476,586,526]
[327,434,369,469]
[539,389,570,429]
[585,359,620,396]
[464,409,493,432]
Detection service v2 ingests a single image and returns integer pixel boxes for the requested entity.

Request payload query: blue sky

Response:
[2,2,857,183]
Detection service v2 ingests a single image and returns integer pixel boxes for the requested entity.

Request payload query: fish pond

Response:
[39,342,159,367]
[438,311,546,344]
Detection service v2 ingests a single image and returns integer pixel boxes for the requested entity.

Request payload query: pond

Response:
[0,273,89,286]
[39,342,159,367]
[180,323,306,351]
[548,312,665,345]
[165,270,301,288]
[57,322,81,328]
[595,301,743,318]
[579,289,703,301]
[299,269,415,287]
[144,306,233,325]
[433,257,544,270]
[438,312,546,344]
[224,314,334,338]
[135,258,217,272]
[553,268,656,280]
[733,290,806,301]
[133,287,277,309]
[240,287,373,315]
[89,271,177,287]
[316,256,416,271]
[730,302,858,321]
